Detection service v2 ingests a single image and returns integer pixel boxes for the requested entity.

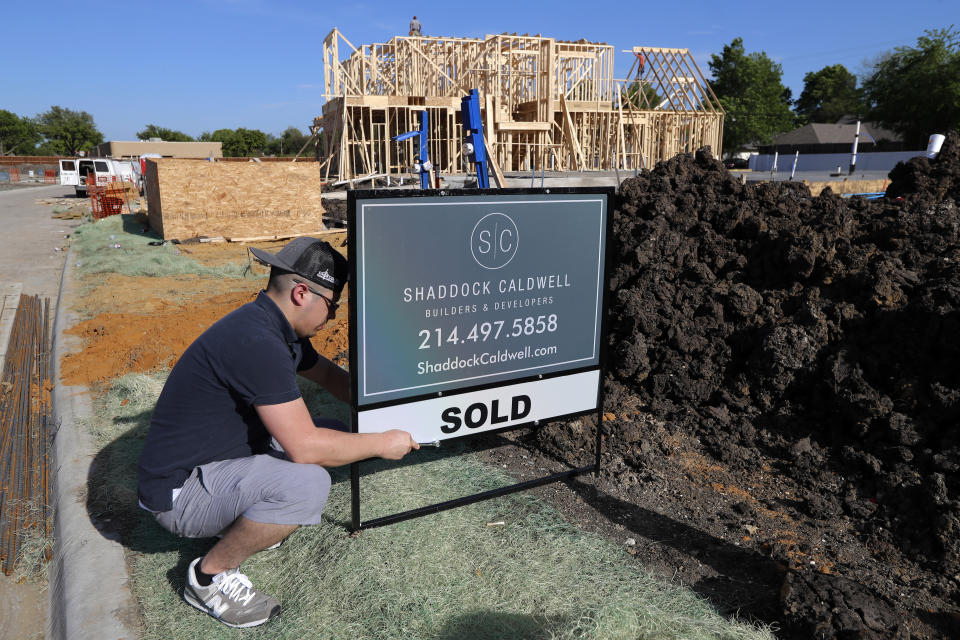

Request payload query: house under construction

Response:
[313,29,723,181]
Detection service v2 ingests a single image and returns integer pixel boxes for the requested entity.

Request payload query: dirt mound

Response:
[538,136,960,637]
[886,130,960,203]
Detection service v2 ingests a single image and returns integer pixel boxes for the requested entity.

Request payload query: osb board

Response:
[145,159,326,241]
[144,159,164,236]
[804,178,888,197]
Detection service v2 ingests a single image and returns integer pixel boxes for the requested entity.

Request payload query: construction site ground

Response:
[58,239,349,388]
[42,208,785,638]
[5,151,960,638]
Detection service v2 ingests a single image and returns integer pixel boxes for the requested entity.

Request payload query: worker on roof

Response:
[409,15,421,36]
[137,238,418,628]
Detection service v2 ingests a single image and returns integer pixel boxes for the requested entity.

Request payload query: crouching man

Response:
[137,237,418,628]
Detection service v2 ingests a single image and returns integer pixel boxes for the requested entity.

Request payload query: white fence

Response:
[750,150,925,173]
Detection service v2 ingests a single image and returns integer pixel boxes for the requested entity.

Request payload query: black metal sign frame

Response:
[347,187,615,531]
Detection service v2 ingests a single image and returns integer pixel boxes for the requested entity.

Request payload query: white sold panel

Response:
[357,370,600,443]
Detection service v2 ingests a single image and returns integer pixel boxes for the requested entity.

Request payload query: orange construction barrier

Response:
[89,179,128,220]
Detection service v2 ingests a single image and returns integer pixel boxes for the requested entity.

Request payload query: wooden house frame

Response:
[313,29,723,181]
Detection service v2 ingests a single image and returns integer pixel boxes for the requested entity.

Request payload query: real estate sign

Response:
[349,189,611,444]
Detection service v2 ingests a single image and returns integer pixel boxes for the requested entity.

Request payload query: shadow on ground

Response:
[84,410,508,548]
[565,477,784,624]
[434,610,574,640]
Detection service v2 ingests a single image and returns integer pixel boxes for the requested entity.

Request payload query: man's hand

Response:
[379,430,419,460]
[257,399,421,465]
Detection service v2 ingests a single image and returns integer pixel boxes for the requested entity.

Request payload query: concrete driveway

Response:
[0,184,83,640]
[0,184,82,299]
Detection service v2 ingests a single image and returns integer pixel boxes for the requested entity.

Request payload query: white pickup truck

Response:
[59,158,139,197]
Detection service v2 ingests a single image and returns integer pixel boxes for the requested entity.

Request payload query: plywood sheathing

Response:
[316,29,724,181]
[145,159,326,241]
[804,178,888,197]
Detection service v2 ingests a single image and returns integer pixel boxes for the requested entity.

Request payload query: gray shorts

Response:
[154,418,346,538]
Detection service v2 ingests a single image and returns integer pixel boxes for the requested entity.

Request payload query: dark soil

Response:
[483,132,960,639]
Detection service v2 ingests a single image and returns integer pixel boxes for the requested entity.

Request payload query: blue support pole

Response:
[460,89,489,188]
[392,109,432,190]
[418,110,431,189]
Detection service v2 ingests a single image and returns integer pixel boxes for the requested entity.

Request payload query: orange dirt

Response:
[61,278,349,387]
[61,231,350,387]
[73,273,257,318]
[174,231,348,268]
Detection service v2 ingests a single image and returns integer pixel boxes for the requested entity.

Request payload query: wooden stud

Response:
[319,29,724,180]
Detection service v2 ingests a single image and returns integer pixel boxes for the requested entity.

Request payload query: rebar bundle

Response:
[0,294,53,575]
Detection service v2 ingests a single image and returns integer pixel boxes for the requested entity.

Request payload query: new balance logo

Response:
[208,595,230,617]
[317,268,335,283]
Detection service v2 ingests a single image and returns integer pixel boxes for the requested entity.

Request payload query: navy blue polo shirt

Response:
[137,290,320,512]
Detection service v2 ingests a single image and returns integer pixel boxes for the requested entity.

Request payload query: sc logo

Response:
[470,212,519,270]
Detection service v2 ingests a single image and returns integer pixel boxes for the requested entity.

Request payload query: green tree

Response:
[708,38,795,152]
[621,81,662,109]
[274,126,311,156]
[199,127,273,156]
[34,106,103,155]
[795,64,865,124]
[207,129,234,143]
[34,140,62,156]
[264,132,309,157]
[264,132,280,156]
[136,124,194,141]
[0,110,40,155]
[218,127,268,157]
[205,128,238,155]
[862,27,960,148]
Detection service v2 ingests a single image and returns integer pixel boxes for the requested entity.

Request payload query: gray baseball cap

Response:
[250,237,348,294]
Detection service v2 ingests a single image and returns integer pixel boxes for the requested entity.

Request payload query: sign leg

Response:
[594,407,603,475]
[351,461,361,531]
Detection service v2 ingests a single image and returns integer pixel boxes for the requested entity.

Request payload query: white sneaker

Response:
[183,557,280,628]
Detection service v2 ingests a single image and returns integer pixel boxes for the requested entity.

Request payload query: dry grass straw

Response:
[8,498,52,584]
[83,373,167,537]
[69,214,254,279]
[86,373,774,640]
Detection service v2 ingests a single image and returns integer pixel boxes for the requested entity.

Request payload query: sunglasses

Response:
[292,278,339,316]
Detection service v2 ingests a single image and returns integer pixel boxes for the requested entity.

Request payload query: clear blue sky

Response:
[3,0,955,141]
